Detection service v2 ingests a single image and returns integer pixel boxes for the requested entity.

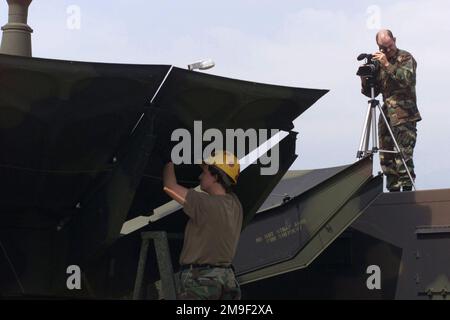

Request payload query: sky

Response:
[1,0,449,190]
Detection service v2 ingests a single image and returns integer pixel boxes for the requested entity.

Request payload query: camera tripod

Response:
[357,86,416,191]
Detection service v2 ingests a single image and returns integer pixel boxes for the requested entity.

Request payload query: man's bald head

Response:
[376,29,397,59]
[376,29,394,44]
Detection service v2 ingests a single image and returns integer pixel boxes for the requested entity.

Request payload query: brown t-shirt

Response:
[179,189,243,266]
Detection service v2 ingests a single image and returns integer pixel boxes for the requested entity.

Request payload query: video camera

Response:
[356,53,380,80]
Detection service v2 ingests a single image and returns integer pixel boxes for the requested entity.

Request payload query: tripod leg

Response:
[377,104,417,190]
[365,109,372,153]
[357,103,372,158]
[371,105,378,151]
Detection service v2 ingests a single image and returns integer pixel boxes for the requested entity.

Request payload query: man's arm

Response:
[383,55,416,88]
[374,51,416,88]
[162,162,188,205]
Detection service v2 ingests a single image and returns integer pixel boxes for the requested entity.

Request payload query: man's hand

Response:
[373,51,390,68]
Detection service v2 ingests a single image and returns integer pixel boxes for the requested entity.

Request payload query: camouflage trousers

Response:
[378,118,417,190]
[177,267,241,300]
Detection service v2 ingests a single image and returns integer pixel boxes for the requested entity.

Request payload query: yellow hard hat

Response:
[203,150,240,184]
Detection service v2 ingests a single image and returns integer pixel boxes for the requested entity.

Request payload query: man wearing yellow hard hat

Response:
[162,150,243,300]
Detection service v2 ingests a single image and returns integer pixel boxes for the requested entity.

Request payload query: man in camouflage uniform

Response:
[162,150,243,300]
[362,29,422,192]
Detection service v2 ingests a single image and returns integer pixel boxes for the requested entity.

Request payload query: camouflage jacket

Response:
[362,49,422,126]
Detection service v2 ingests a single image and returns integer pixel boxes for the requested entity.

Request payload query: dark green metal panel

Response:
[236,157,382,284]
[154,67,328,132]
[235,131,298,228]
[0,54,170,210]
[352,188,450,299]
[240,228,401,300]
[258,164,352,212]
[77,110,158,258]
[0,54,328,297]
